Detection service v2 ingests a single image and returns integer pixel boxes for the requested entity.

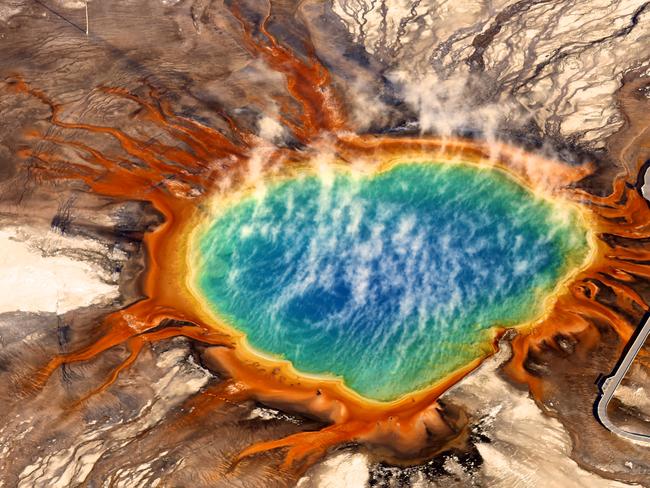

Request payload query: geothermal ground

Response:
[1,1,650,487]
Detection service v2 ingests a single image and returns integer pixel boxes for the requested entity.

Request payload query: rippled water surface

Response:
[197,162,590,401]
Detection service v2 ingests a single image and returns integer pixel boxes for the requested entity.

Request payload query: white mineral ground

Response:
[14,345,211,488]
[0,226,120,314]
[332,0,649,146]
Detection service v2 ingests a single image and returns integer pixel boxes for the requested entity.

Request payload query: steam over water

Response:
[197,162,590,401]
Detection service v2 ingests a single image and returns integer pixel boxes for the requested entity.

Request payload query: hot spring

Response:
[193,161,591,402]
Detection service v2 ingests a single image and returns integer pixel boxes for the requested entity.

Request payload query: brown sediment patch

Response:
[4,4,650,474]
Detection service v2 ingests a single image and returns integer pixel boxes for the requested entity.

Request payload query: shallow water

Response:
[197,162,590,401]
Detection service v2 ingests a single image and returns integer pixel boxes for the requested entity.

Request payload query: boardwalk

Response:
[595,313,650,444]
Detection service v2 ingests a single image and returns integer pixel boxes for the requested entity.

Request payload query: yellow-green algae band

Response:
[192,161,591,402]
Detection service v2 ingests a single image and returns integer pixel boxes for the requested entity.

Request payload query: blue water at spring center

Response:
[196,162,590,401]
